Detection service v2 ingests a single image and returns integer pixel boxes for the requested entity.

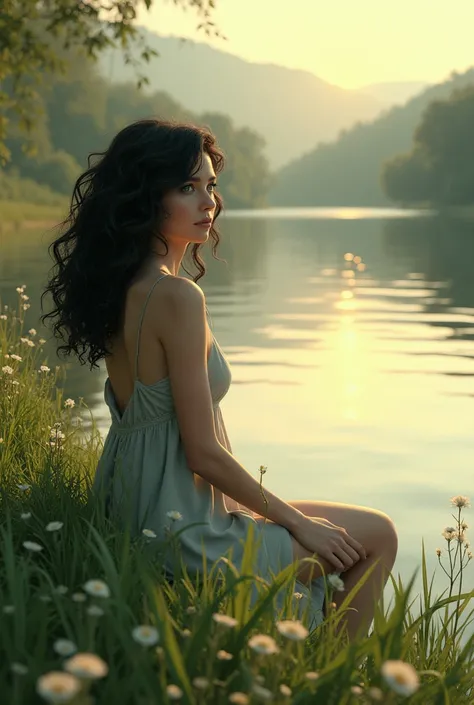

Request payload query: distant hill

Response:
[358,81,430,106]
[98,30,388,169]
[269,68,474,206]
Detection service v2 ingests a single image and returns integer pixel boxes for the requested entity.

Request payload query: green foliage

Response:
[2,36,270,209]
[0,1,224,161]
[383,87,474,206]
[0,284,474,703]
[0,171,66,207]
[380,148,433,206]
[27,150,82,196]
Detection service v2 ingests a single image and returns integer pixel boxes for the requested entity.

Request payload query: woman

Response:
[41,119,398,638]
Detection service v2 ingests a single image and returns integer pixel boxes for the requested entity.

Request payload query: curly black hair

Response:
[40,118,226,370]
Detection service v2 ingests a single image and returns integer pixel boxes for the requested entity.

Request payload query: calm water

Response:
[2,208,473,598]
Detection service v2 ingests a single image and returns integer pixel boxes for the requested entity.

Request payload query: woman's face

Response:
[160,152,217,246]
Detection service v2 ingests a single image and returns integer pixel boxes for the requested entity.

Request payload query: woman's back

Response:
[104,268,215,416]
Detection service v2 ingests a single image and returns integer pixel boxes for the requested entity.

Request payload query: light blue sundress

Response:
[93,273,326,628]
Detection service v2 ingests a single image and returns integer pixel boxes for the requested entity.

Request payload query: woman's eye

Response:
[181,183,217,193]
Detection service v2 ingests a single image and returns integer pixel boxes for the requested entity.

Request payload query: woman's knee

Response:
[368,510,398,557]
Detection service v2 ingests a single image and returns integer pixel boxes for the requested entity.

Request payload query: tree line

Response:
[269,69,474,209]
[1,40,271,209]
[381,85,474,207]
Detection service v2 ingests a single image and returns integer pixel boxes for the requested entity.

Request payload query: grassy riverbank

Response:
[0,200,66,229]
[1,286,473,704]
[0,172,67,228]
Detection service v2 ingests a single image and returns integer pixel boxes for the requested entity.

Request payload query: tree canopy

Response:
[269,68,474,208]
[0,0,223,161]
[382,86,474,207]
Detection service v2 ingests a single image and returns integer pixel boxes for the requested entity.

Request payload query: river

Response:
[1,207,473,602]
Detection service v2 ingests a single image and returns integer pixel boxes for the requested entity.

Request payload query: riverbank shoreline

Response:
[0,200,66,230]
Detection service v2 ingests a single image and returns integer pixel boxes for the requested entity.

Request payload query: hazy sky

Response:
[136,0,474,89]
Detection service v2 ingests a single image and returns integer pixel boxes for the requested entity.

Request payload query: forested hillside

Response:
[99,30,386,170]
[2,43,271,209]
[382,85,474,206]
[269,68,474,207]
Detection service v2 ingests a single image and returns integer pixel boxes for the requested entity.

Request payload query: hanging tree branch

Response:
[0,0,224,162]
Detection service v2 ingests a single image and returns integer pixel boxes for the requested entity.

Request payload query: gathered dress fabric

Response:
[93,273,325,628]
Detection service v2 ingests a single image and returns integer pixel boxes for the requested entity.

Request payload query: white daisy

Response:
[63,652,108,680]
[23,541,43,552]
[36,671,81,703]
[166,510,183,521]
[275,619,309,641]
[212,613,238,628]
[71,592,87,603]
[11,662,28,676]
[251,683,273,700]
[216,649,234,660]
[142,528,157,538]
[248,634,279,655]
[132,625,159,647]
[450,495,470,509]
[83,579,110,598]
[46,521,63,532]
[228,693,250,704]
[166,684,183,700]
[86,605,105,617]
[192,677,209,689]
[442,527,456,540]
[381,659,420,696]
[53,639,77,657]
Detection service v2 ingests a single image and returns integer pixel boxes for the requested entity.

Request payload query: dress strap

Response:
[134,273,169,381]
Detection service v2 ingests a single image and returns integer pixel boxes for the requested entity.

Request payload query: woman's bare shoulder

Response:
[127,272,205,336]
[128,270,201,303]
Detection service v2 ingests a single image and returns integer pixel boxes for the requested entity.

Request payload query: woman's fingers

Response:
[324,553,345,572]
[340,543,361,565]
[344,534,367,560]
[333,546,357,570]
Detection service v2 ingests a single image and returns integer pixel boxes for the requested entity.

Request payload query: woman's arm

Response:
[156,276,306,533]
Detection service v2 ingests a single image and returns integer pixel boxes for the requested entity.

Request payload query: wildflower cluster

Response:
[437,496,472,595]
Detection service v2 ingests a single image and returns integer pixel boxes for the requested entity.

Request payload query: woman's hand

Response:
[291,516,367,573]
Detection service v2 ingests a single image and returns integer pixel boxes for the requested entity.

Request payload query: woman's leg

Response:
[258,501,398,640]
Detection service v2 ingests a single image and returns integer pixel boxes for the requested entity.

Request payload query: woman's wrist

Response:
[285,508,308,535]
